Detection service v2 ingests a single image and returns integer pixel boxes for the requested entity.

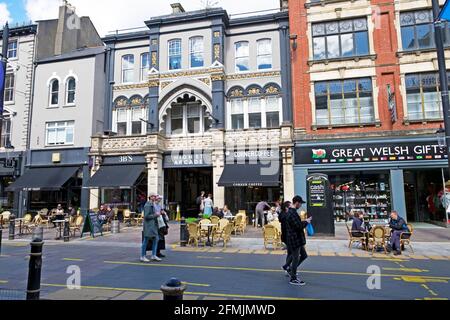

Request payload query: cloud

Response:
[24,0,279,36]
[0,2,12,25]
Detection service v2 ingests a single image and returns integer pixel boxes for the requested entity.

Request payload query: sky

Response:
[0,0,280,36]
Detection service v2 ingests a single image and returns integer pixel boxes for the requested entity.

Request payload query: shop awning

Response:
[85,164,145,189]
[218,164,281,187]
[6,166,80,191]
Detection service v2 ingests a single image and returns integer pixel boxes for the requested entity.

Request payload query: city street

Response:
[1,226,449,300]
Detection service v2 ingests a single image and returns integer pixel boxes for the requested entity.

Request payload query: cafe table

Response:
[201,223,218,247]
[54,219,67,240]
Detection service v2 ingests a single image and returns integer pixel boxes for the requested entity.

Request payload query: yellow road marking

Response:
[416,298,449,300]
[253,250,270,255]
[223,249,239,253]
[63,258,85,262]
[383,268,429,273]
[238,250,254,254]
[337,253,354,257]
[320,252,336,257]
[0,280,8,284]
[270,251,286,255]
[307,251,319,256]
[394,276,448,284]
[103,260,450,281]
[408,255,428,260]
[40,283,314,301]
[427,256,448,261]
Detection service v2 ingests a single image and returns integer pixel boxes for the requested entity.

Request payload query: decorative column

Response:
[211,20,226,129]
[280,124,294,202]
[146,152,164,198]
[211,129,225,208]
[88,135,104,210]
[148,27,160,133]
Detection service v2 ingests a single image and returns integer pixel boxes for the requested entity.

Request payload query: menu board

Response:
[308,175,328,208]
[81,212,103,238]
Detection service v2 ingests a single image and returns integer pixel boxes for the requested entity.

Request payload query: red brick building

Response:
[289,0,450,226]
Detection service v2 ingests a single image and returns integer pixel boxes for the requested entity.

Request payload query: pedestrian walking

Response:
[203,194,213,217]
[278,201,291,249]
[150,195,170,258]
[140,194,161,262]
[283,196,312,286]
[196,191,206,214]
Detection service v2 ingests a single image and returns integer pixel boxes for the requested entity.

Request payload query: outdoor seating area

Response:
[346,220,414,255]
[186,212,249,248]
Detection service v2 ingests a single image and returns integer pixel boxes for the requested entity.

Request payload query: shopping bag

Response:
[307,223,315,237]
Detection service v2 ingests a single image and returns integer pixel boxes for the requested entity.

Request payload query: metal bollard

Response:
[26,232,44,300]
[161,278,186,301]
[63,220,70,242]
[8,214,15,240]
[111,220,120,234]
[180,217,187,247]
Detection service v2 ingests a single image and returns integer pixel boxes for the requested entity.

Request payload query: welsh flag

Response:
[312,149,327,159]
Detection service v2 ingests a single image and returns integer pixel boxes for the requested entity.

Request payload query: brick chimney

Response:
[280,0,288,11]
[171,3,185,14]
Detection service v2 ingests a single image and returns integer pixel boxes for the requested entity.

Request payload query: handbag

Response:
[307,223,315,237]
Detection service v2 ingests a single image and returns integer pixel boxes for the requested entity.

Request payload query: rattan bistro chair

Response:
[263,224,281,250]
[369,226,387,254]
[345,223,367,250]
[187,223,206,247]
[400,224,414,254]
[70,216,84,237]
[220,223,234,248]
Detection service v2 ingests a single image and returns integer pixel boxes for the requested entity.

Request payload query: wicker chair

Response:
[39,209,51,228]
[214,218,229,241]
[21,214,35,234]
[400,224,414,254]
[199,219,211,238]
[123,209,132,226]
[133,212,144,226]
[263,224,281,250]
[369,226,387,254]
[70,216,84,237]
[1,211,11,228]
[345,223,367,250]
[187,223,206,247]
[220,223,234,248]
[233,215,244,235]
[210,216,220,225]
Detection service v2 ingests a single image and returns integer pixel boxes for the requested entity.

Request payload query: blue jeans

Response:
[142,235,159,257]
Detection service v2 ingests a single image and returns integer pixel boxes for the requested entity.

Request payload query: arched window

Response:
[257,39,272,70]
[66,77,76,105]
[235,41,249,72]
[168,39,182,70]
[189,36,204,68]
[49,79,59,106]
[121,54,135,83]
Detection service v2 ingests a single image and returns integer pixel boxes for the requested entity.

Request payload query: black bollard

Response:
[63,220,70,242]
[161,278,186,301]
[180,217,187,247]
[26,233,44,300]
[8,214,15,240]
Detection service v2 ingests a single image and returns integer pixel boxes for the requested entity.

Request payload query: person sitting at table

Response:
[51,204,66,228]
[212,207,220,217]
[222,205,233,219]
[387,211,410,256]
[351,211,368,236]
[68,205,77,218]
[97,204,109,226]
[216,208,224,219]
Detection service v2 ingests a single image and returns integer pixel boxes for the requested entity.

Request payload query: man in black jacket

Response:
[388,211,410,256]
[284,196,312,286]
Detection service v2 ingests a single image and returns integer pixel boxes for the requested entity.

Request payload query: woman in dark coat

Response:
[278,201,291,245]
[141,195,160,262]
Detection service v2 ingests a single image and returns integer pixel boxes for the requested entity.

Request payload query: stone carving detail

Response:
[265,86,280,95]
[148,80,160,88]
[198,78,211,86]
[151,51,157,67]
[214,44,220,60]
[230,88,244,97]
[114,83,149,90]
[160,81,172,90]
[213,31,220,38]
[226,71,281,80]
[247,87,261,96]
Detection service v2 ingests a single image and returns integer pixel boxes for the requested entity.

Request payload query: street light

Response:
[140,118,155,131]
[205,111,220,127]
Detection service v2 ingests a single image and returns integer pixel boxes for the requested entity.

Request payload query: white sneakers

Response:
[140,256,162,262]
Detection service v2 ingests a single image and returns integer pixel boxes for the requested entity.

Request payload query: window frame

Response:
[140,52,150,82]
[4,73,15,103]
[168,39,182,71]
[257,39,273,70]
[45,121,75,146]
[0,115,12,148]
[165,102,210,137]
[314,77,375,126]
[113,106,147,136]
[65,77,76,106]
[7,40,18,59]
[235,41,250,73]
[49,79,60,107]
[189,36,205,69]
[312,18,370,60]
[121,54,135,84]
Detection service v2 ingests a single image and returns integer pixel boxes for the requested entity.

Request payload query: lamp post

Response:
[437,126,450,226]
[433,0,450,227]
[205,111,220,128]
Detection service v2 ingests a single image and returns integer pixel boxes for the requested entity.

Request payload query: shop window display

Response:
[330,172,391,221]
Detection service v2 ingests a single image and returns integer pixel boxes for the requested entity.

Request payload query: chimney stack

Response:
[280,0,288,11]
[171,3,186,14]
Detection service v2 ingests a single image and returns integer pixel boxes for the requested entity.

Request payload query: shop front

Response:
[6,148,90,216]
[86,155,147,215]
[294,137,449,227]
[0,151,23,212]
[218,149,282,215]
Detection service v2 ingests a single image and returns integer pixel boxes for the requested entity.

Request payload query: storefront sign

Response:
[296,141,447,165]
[102,155,146,165]
[164,151,212,168]
[225,149,280,163]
